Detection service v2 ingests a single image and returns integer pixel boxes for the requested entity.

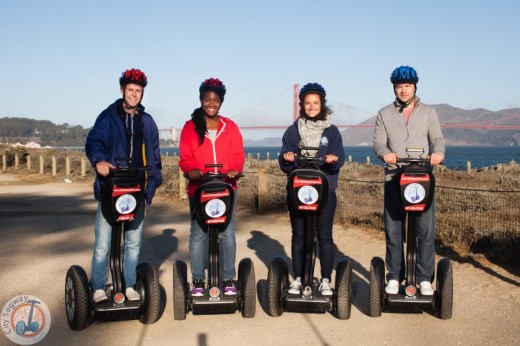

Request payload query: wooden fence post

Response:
[66,157,71,176]
[466,161,471,174]
[15,153,19,170]
[257,168,267,213]
[39,155,44,174]
[2,154,6,170]
[81,157,86,177]
[179,167,186,200]
[26,155,31,171]
[52,156,56,176]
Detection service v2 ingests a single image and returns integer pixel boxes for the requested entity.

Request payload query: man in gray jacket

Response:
[373,66,445,296]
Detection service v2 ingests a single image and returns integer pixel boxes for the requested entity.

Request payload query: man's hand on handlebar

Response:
[96,161,116,177]
[429,152,444,165]
[383,152,398,164]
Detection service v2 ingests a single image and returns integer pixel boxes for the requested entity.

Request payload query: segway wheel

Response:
[136,262,160,324]
[266,256,288,317]
[437,258,453,319]
[172,260,188,320]
[65,265,90,331]
[369,257,385,317]
[335,258,353,320]
[238,258,256,318]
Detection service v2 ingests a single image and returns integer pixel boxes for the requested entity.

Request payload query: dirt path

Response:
[0,174,518,345]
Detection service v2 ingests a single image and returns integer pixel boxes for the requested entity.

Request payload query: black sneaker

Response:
[223,279,237,296]
[191,279,205,297]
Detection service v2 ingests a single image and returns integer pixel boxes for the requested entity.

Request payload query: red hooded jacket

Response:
[179,116,245,196]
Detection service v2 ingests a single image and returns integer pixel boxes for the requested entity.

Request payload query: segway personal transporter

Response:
[266,149,353,320]
[65,162,160,330]
[172,165,256,320]
[369,149,453,319]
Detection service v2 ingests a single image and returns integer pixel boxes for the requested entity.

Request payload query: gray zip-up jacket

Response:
[373,96,445,174]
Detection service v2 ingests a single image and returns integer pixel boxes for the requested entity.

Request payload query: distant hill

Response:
[341,105,520,146]
[0,117,89,147]
[2,105,519,147]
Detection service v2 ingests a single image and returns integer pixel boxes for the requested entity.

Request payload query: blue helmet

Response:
[390,66,419,84]
[299,82,326,100]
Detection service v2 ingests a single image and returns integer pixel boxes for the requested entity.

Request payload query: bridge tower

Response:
[293,83,300,122]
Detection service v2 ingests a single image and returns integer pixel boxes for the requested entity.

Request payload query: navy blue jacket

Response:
[278,120,345,190]
[85,99,163,205]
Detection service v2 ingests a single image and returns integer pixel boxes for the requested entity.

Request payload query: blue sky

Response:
[1,0,519,139]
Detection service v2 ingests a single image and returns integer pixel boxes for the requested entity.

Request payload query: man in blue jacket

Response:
[85,68,162,303]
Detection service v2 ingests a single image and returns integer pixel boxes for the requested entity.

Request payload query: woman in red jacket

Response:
[179,78,245,296]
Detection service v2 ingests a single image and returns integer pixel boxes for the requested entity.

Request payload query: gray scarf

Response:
[297,116,331,157]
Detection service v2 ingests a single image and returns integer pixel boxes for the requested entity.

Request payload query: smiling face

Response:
[303,93,322,118]
[394,83,416,104]
[121,83,144,109]
[201,90,222,117]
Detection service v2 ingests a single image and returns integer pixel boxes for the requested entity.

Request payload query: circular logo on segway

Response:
[297,185,319,205]
[205,199,226,218]
[115,194,137,214]
[404,183,426,204]
[2,295,51,345]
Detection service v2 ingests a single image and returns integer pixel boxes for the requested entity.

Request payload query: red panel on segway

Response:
[288,169,329,213]
[194,182,235,230]
[399,173,431,212]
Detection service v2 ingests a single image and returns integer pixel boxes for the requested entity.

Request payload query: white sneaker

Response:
[288,277,302,294]
[419,281,434,296]
[125,287,141,301]
[93,289,108,303]
[385,280,399,294]
[319,278,333,296]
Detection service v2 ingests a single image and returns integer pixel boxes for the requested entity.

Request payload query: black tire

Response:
[238,258,256,318]
[136,262,160,324]
[172,260,188,320]
[437,258,453,319]
[369,257,385,317]
[65,265,90,331]
[335,258,353,320]
[266,257,288,317]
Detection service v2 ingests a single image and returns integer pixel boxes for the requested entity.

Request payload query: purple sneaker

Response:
[223,280,237,296]
[191,279,205,297]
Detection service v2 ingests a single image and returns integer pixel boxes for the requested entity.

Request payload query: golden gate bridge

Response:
[159,84,520,138]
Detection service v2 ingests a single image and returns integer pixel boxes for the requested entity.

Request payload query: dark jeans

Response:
[384,176,435,283]
[288,190,337,280]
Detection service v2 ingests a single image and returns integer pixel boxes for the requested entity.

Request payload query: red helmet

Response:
[119,68,148,87]
[199,78,226,101]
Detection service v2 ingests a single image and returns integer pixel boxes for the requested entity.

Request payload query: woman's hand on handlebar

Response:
[324,154,338,164]
[96,161,116,177]
[429,152,444,165]
[227,170,239,178]
[283,152,296,162]
[188,169,202,181]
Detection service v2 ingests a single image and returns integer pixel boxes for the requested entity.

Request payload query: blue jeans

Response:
[288,190,337,280]
[384,175,435,283]
[189,192,237,281]
[90,201,145,290]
